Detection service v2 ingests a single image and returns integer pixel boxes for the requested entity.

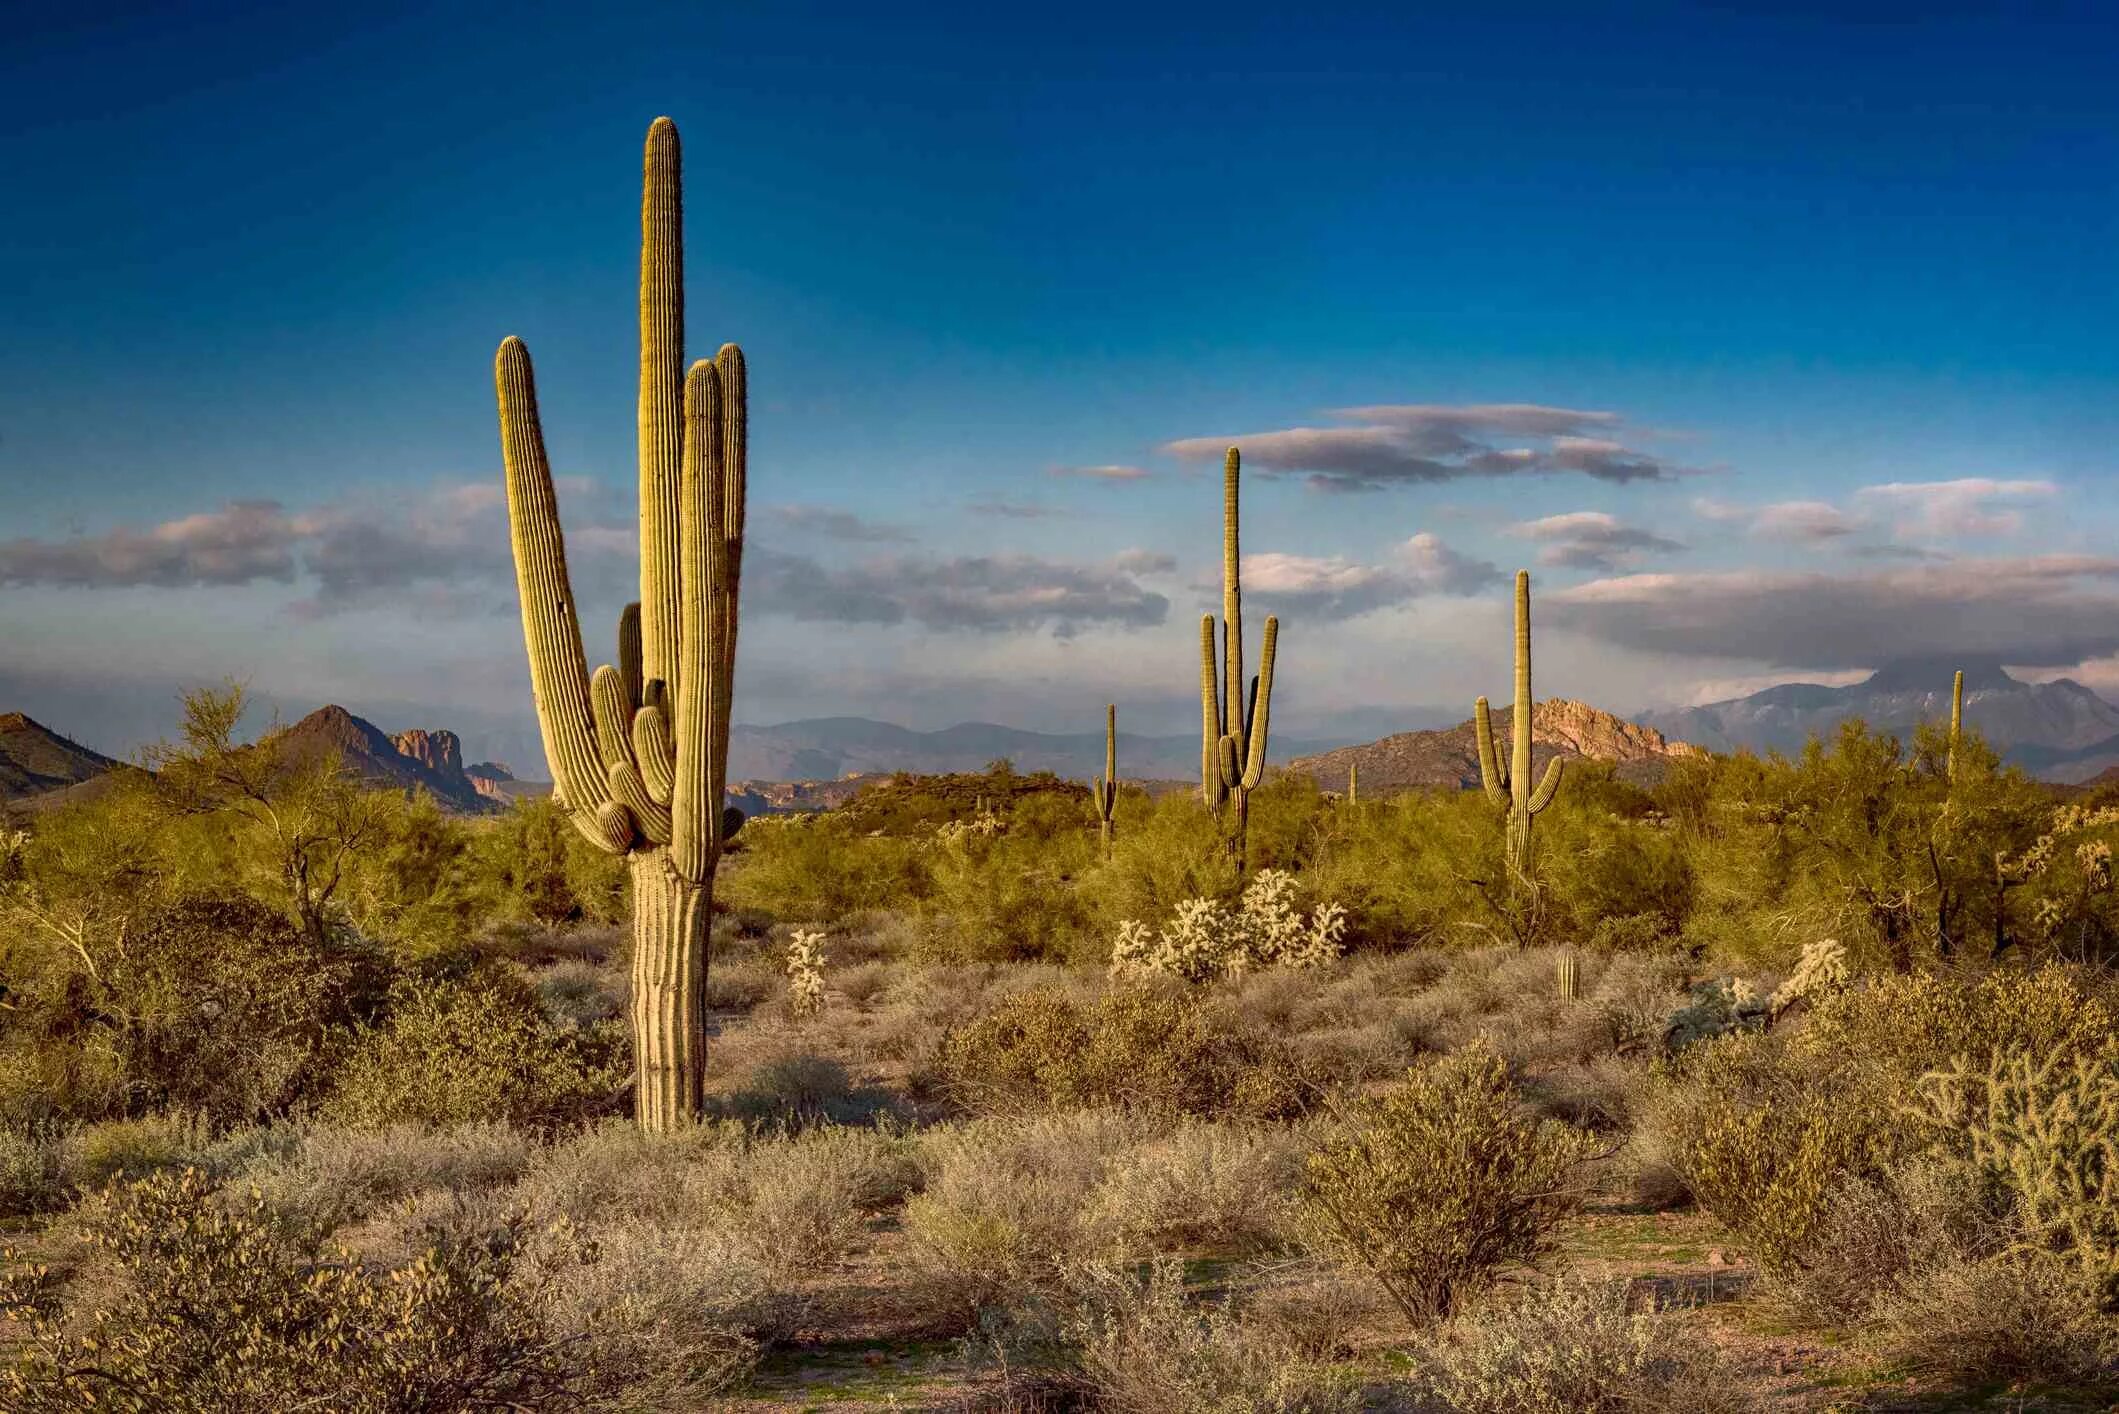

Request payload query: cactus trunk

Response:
[1094,703,1118,855]
[1557,950,1580,1001]
[1199,448,1278,876]
[1948,668,1964,780]
[497,117,746,1132]
[1474,570,1565,919]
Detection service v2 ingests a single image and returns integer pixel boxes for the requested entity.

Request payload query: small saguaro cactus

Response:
[1557,950,1580,1001]
[1476,570,1565,900]
[1947,668,1965,780]
[1093,703,1118,854]
[1199,447,1279,870]
[1347,761,1359,805]
[496,116,745,1132]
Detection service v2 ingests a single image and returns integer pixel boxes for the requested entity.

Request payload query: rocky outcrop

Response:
[463,761,524,803]
[1286,699,1702,796]
[391,729,464,779]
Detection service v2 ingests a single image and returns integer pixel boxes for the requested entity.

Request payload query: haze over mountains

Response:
[1640,658,2119,783]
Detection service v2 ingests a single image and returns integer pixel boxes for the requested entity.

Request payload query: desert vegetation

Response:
[3,115,2116,1412]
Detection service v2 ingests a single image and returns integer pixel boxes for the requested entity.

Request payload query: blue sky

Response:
[6,2,2119,764]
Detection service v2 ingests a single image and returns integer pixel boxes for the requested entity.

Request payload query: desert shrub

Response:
[1056,1259,1361,1414]
[466,794,628,927]
[1421,1277,1755,1414]
[933,984,1311,1121]
[923,806,1100,963]
[325,964,627,1131]
[904,1110,1151,1313]
[1076,1120,1304,1256]
[238,1122,536,1230]
[531,956,626,1030]
[0,1167,578,1412]
[59,1112,213,1189]
[1110,869,1346,982]
[0,891,362,1126]
[1769,1159,2001,1329]
[0,1128,61,1216]
[1863,1249,2119,1387]
[1301,1043,1597,1325]
[338,792,483,954]
[1648,1029,1891,1273]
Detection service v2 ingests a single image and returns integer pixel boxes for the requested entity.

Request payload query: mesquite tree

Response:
[494,116,745,1130]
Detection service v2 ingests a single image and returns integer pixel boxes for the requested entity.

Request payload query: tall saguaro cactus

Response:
[1475,570,1565,899]
[1947,668,1965,780]
[1199,448,1279,870]
[496,117,745,1131]
[1093,704,1118,854]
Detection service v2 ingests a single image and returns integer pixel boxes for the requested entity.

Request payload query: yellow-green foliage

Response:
[1911,1045,2119,1290]
[470,795,631,928]
[1302,1044,1596,1325]
[325,965,627,1131]
[0,1167,576,1412]
[933,985,1311,1121]
[0,892,359,1127]
[717,814,931,921]
[1652,1030,1893,1273]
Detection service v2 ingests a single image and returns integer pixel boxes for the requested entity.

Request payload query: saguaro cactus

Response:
[1347,761,1359,805]
[1476,570,1565,898]
[1557,950,1580,1001]
[1093,704,1118,854]
[1948,668,1965,780]
[496,116,745,1131]
[1199,448,1279,869]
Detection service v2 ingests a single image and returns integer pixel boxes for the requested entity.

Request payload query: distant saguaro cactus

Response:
[1948,668,1965,780]
[496,116,745,1132]
[1347,761,1359,806]
[1476,571,1565,901]
[1093,703,1118,854]
[1200,448,1279,871]
[1556,950,1580,1001]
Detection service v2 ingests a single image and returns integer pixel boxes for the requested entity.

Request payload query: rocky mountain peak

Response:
[392,729,464,778]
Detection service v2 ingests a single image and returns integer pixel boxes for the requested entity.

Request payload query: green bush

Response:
[717,815,931,921]
[324,964,627,1131]
[0,892,363,1127]
[1649,1030,1892,1273]
[1301,1044,1596,1324]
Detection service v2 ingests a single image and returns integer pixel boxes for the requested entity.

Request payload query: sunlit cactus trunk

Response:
[1199,448,1278,876]
[496,117,746,1131]
[1475,571,1565,911]
[1947,668,1965,781]
[1093,703,1118,855]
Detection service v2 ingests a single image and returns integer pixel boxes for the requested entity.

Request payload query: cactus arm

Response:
[1218,733,1240,791]
[1527,756,1565,814]
[1510,569,1533,811]
[671,357,726,884]
[638,117,685,702]
[1474,697,1508,806]
[1200,615,1226,807]
[1240,616,1277,791]
[589,664,636,775]
[619,603,644,713]
[633,705,676,804]
[592,800,637,853]
[496,336,622,852]
[1221,449,1244,744]
[606,759,674,844]
[712,342,746,796]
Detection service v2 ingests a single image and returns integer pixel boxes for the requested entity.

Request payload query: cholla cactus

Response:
[1092,703,1118,855]
[1111,869,1344,981]
[1199,448,1278,873]
[1770,938,1849,1017]
[495,117,746,1130]
[1912,1047,2119,1286]
[934,810,1007,844]
[1663,977,1770,1051]
[1475,571,1565,900]
[785,929,827,1018]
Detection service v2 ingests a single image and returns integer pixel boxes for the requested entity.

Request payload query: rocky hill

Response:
[1286,699,1703,795]
[0,713,121,802]
[268,707,501,813]
[1638,658,2119,782]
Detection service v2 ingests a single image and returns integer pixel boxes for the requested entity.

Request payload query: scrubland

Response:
[2,712,2117,1411]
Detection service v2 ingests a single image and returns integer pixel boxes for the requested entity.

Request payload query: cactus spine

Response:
[1093,703,1118,854]
[1557,950,1580,1001]
[1475,570,1565,900]
[1199,448,1278,871]
[497,117,745,1132]
[1948,668,1965,780]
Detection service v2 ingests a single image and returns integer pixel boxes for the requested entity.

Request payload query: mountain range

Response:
[1638,658,2119,783]
[0,713,121,804]
[722,717,1359,785]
